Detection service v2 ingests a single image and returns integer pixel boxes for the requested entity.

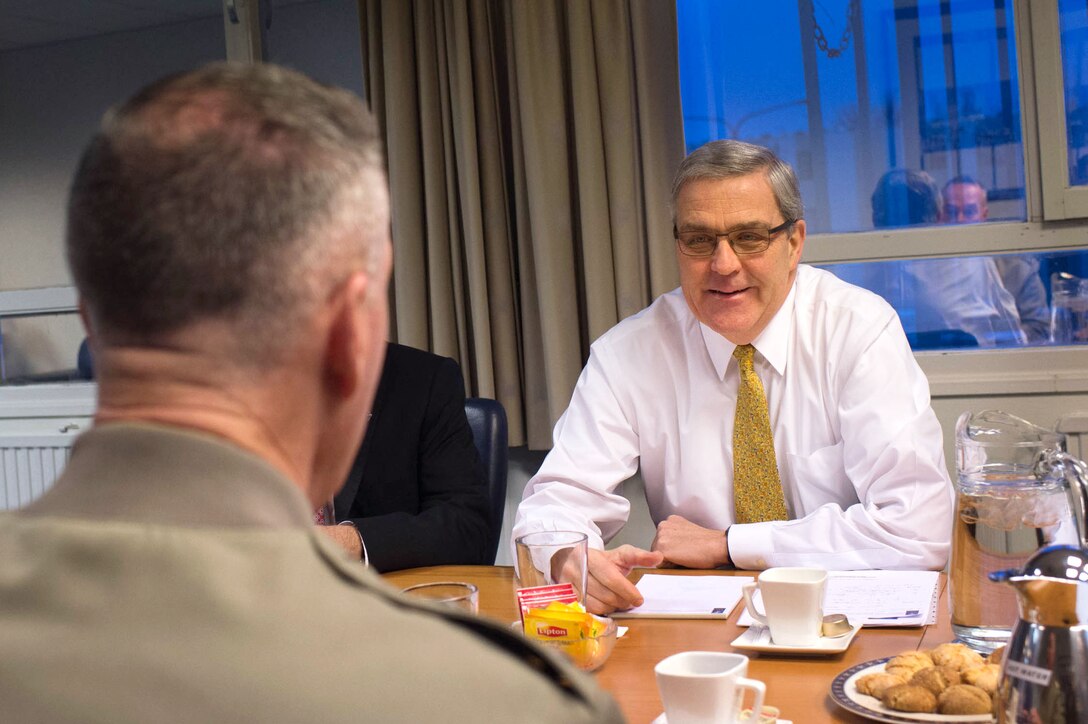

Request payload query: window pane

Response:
[0,313,86,385]
[1060,0,1088,186]
[818,249,1088,351]
[677,0,1026,233]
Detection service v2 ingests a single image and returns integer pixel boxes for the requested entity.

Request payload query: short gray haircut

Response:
[670,140,804,223]
[66,62,386,367]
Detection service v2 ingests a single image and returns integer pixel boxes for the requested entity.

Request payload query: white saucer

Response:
[730,623,860,655]
[651,713,794,724]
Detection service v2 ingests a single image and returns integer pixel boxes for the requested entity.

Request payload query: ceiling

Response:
[0,0,310,52]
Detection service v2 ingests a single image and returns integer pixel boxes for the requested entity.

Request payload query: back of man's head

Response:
[66,62,386,368]
[670,139,804,225]
[871,169,941,228]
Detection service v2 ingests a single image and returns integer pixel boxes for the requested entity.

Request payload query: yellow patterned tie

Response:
[732,344,788,523]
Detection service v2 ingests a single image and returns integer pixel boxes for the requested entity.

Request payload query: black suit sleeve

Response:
[343,353,491,572]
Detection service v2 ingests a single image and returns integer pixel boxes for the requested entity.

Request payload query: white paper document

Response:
[736,570,940,628]
[612,574,755,619]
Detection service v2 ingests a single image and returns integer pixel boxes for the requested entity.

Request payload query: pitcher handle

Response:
[1042,450,1088,548]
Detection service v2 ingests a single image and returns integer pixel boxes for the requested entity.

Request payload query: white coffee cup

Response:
[741,566,827,646]
[654,651,765,724]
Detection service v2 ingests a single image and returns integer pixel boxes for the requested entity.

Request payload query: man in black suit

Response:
[329,343,492,571]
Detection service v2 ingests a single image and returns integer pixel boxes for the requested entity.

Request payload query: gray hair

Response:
[66,62,386,367]
[670,140,804,223]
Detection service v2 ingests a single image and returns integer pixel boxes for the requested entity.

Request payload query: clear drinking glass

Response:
[401,581,479,615]
[1049,272,1088,344]
[514,531,589,604]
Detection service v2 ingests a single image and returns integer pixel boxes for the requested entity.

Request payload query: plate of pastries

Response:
[830,642,1002,722]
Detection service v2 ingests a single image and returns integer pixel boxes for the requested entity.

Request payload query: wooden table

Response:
[385,566,953,724]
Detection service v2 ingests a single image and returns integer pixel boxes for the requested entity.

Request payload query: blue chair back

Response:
[464,397,508,564]
[77,339,95,380]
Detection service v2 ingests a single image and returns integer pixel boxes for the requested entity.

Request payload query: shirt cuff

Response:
[726,522,776,570]
[338,520,369,567]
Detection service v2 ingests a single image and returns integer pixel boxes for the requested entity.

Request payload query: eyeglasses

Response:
[674,219,795,257]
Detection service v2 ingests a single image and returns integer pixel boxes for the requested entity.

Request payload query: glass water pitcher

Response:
[951,410,1088,652]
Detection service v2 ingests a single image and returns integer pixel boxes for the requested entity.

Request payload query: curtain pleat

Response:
[508,2,587,448]
[631,0,687,298]
[358,0,685,448]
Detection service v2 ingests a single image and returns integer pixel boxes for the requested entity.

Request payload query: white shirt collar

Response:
[698,275,798,380]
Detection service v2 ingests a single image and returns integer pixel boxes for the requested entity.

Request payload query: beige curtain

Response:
[359,0,685,448]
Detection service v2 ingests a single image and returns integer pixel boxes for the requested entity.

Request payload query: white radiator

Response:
[0,288,96,508]
[0,430,81,510]
[0,383,95,511]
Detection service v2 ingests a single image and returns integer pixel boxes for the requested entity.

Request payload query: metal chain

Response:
[813,0,859,59]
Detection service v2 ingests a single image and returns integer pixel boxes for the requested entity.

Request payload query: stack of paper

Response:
[737,570,940,627]
[612,574,754,619]
[614,570,940,626]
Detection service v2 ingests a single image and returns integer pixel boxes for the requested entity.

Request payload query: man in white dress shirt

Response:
[513,140,953,614]
[940,175,1049,344]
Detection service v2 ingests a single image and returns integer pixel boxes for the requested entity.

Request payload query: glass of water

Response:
[401,581,479,615]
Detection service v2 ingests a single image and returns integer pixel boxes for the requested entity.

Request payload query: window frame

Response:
[802,0,1087,266]
[780,0,1088,390]
[1028,0,1088,219]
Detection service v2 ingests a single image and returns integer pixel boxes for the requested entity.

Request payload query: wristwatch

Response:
[337,520,369,566]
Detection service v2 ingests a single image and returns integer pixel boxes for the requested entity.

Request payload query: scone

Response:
[885,651,935,677]
[930,642,984,671]
[988,645,1006,665]
[962,663,1001,695]
[856,671,908,698]
[938,684,992,715]
[882,684,938,713]
[910,665,962,695]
